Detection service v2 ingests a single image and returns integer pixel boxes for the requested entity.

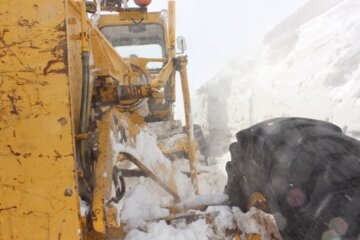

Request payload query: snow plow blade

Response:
[90,109,189,232]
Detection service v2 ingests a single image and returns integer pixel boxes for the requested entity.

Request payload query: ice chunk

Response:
[176,193,229,209]
[120,184,170,223]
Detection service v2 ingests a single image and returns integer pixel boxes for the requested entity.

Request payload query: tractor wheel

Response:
[225,118,360,240]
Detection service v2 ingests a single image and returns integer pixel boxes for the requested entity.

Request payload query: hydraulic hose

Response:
[79,51,91,181]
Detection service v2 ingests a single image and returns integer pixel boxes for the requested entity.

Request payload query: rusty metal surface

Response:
[66,0,87,131]
[91,110,121,233]
[0,0,81,239]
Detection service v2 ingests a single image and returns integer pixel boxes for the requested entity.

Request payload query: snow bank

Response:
[120,183,170,223]
[123,202,280,240]
[112,128,195,200]
[193,0,360,157]
[125,219,210,240]
[206,206,235,239]
[173,153,228,195]
[175,193,228,210]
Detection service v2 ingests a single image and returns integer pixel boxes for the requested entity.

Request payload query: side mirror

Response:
[177,36,187,53]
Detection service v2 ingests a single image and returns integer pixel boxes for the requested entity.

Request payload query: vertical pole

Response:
[178,56,199,195]
[168,0,177,119]
[168,0,176,59]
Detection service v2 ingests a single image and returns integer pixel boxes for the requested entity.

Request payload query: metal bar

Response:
[119,152,181,202]
[118,169,148,178]
[168,0,176,59]
[146,211,219,224]
[177,56,199,195]
[80,0,90,52]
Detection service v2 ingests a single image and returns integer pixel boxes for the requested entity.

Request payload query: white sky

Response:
[127,0,309,119]
[145,0,309,91]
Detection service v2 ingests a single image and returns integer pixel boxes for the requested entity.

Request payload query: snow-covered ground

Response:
[121,181,281,240]
[193,0,360,158]
[116,135,280,240]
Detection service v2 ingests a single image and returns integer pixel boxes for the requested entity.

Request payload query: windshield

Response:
[101,24,166,59]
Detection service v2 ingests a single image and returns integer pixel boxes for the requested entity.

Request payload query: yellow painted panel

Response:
[66,0,84,133]
[0,0,81,239]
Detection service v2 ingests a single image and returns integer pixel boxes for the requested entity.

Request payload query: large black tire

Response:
[225,118,360,240]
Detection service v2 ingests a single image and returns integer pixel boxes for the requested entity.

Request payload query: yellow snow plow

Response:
[0,0,231,239]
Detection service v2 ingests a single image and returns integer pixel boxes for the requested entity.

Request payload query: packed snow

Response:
[125,219,210,240]
[111,128,195,200]
[120,183,170,223]
[175,193,228,210]
[108,124,280,239]
[120,179,281,240]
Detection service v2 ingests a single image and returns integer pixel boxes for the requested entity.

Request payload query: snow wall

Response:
[193,0,360,157]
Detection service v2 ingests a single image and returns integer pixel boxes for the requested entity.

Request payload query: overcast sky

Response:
[144,0,309,91]
[127,0,309,118]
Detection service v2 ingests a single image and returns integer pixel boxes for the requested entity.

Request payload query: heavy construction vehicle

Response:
[0,0,210,239]
[1,0,360,240]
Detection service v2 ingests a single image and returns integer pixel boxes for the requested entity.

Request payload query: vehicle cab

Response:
[92,0,178,122]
